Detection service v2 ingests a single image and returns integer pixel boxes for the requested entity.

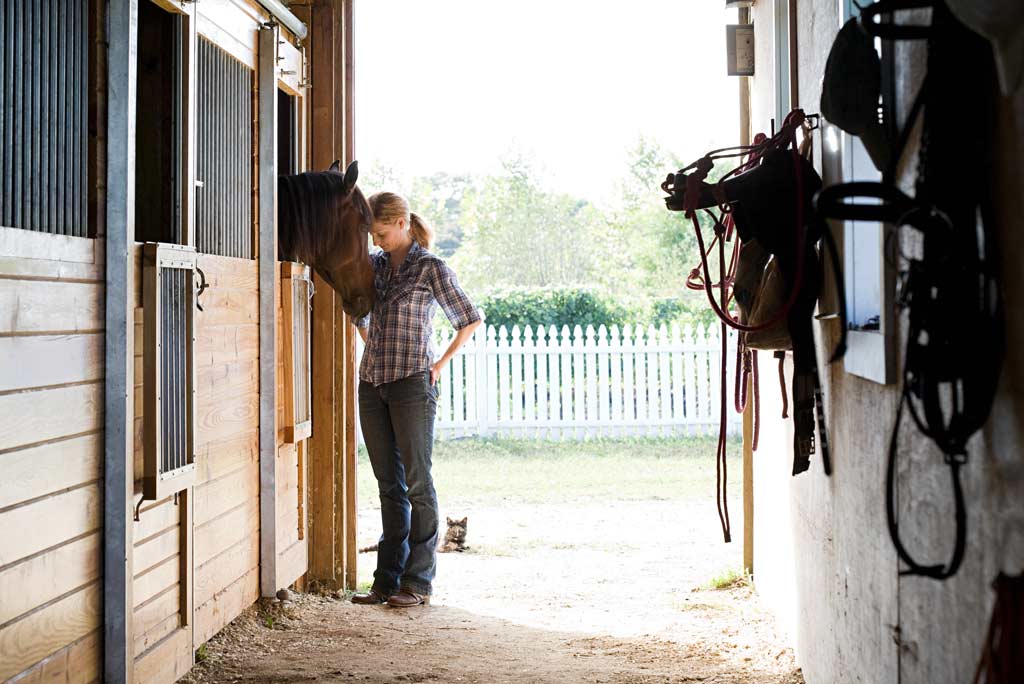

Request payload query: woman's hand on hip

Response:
[429,362,443,386]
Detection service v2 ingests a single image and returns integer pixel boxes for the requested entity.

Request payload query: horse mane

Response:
[277,170,371,275]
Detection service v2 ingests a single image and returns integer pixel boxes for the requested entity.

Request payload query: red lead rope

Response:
[669,110,810,543]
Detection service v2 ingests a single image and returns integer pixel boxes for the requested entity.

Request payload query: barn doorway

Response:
[348,0,798,681]
[183,1,803,682]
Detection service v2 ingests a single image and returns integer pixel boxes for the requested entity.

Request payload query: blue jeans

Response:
[359,371,439,596]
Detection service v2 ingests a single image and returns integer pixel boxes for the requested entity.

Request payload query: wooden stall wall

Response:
[0,230,104,683]
[130,248,260,680]
[0,1,107,679]
[127,3,308,681]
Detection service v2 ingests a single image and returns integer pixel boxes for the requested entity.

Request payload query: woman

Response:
[351,192,482,608]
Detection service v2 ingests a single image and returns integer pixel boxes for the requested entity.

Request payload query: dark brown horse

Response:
[278,160,375,318]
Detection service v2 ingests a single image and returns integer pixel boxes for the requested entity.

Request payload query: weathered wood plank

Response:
[194,433,258,486]
[0,533,101,626]
[195,253,259,291]
[0,257,102,282]
[194,532,259,608]
[277,538,307,591]
[0,334,104,393]
[0,584,100,682]
[0,280,103,335]
[3,629,100,684]
[132,612,180,662]
[133,555,179,609]
[344,318,358,588]
[308,277,337,584]
[0,485,101,568]
[193,464,258,527]
[0,227,98,264]
[132,627,191,683]
[133,415,144,477]
[133,526,180,577]
[193,566,258,647]
[132,497,178,544]
[0,433,101,510]
[276,443,300,550]
[194,324,259,367]
[194,389,259,452]
[131,585,179,659]
[195,358,259,401]
[193,500,258,567]
[194,289,258,327]
[0,383,102,453]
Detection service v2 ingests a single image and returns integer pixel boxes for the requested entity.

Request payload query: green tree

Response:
[449,152,615,294]
[605,137,721,326]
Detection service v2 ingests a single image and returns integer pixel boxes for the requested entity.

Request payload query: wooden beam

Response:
[738,5,754,578]
[343,0,354,167]
[104,1,137,681]
[257,21,280,598]
[341,0,359,591]
[305,0,342,590]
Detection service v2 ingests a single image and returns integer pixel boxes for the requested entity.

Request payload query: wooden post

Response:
[342,0,359,589]
[737,5,754,576]
[104,0,137,681]
[300,0,361,591]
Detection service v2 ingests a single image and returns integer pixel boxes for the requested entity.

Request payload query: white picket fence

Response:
[356,322,742,440]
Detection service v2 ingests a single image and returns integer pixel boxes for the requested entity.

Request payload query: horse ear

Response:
[343,160,359,189]
[328,160,342,174]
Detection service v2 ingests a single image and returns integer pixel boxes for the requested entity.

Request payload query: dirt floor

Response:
[185,498,803,684]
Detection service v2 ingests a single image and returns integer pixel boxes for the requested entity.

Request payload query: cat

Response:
[438,516,468,553]
[358,516,468,554]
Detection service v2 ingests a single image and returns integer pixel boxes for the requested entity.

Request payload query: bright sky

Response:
[355,1,740,202]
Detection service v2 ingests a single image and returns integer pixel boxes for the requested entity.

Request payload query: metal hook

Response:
[195,266,209,312]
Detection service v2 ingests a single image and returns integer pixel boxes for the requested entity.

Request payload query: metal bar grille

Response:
[196,37,252,258]
[160,266,190,474]
[293,276,310,424]
[0,0,88,235]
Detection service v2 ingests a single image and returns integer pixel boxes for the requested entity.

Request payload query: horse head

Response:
[278,160,375,319]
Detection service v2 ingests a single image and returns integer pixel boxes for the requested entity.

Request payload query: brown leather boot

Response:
[386,588,429,608]
[350,588,389,605]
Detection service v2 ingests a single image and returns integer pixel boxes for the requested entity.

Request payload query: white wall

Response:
[747,2,1024,683]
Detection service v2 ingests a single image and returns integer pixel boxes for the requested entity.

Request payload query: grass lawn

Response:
[357,436,743,506]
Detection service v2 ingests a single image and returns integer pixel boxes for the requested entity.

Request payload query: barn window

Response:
[143,242,198,500]
[281,262,312,443]
[278,88,299,176]
[135,0,185,244]
[0,0,89,236]
[838,0,897,384]
[196,37,253,258]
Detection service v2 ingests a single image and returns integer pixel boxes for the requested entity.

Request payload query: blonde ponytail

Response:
[367,191,435,250]
[409,212,435,251]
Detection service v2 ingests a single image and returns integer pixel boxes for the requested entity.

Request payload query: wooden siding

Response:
[2,2,321,680]
[130,247,260,676]
[0,228,103,683]
[275,264,308,587]
[190,254,260,643]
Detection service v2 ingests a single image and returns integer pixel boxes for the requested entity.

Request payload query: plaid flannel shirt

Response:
[356,241,481,386]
